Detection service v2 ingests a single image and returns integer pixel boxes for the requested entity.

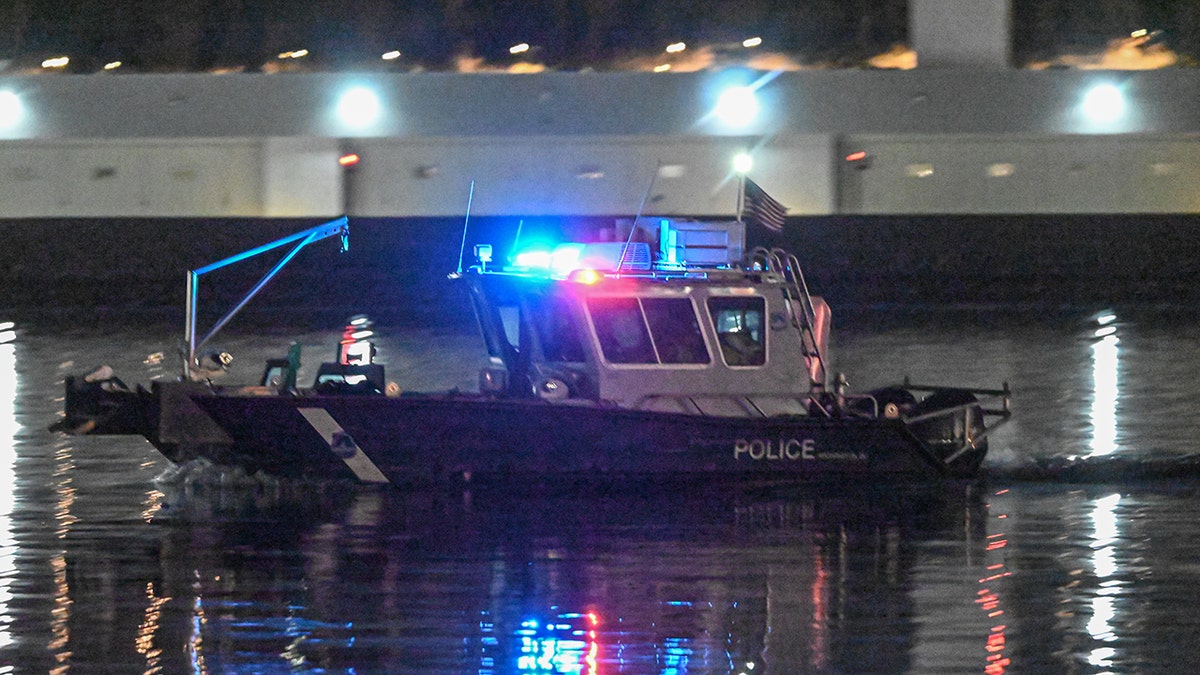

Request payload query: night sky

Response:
[0,0,1196,72]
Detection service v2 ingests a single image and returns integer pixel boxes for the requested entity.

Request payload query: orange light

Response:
[845,151,867,161]
[570,269,604,285]
[338,153,361,167]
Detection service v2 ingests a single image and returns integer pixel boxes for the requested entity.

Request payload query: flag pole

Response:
[736,173,746,223]
[736,173,748,260]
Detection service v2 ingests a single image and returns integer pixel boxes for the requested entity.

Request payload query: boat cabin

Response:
[466,219,830,417]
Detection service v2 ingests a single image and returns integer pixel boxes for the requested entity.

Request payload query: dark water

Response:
[4,303,1200,673]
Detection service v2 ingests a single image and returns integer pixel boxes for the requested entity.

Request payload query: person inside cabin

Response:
[708,297,766,366]
[589,297,656,363]
[718,329,764,366]
[642,298,709,364]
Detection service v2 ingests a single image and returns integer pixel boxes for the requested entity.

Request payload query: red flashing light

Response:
[338,153,361,167]
[845,151,867,162]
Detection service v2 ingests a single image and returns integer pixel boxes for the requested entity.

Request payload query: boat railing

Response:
[748,247,829,388]
[898,382,1013,465]
[900,381,1012,422]
[632,393,805,416]
[630,382,1011,454]
[630,392,879,418]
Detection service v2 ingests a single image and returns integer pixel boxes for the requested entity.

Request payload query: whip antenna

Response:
[451,180,475,277]
[512,219,524,262]
[619,162,661,271]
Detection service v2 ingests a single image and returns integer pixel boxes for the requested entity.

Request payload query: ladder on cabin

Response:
[750,247,829,389]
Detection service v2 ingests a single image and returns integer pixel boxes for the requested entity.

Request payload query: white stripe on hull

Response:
[298,408,389,484]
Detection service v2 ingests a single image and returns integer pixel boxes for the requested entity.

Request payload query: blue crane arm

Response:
[184,217,349,376]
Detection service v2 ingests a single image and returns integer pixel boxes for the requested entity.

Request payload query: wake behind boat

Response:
[52,185,1011,487]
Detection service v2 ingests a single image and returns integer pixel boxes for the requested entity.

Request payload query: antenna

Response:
[511,219,524,262]
[618,161,661,271]
[451,180,475,278]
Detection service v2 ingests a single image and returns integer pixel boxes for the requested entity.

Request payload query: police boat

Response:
[52,215,1011,487]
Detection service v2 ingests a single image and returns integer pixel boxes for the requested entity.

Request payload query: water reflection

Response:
[0,323,17,650]
[1087,493,1122,673]
[140,481,983,674]
[1087,312,1121,458]
[979,488,1012,675]
[504,612,598,674]
[136,581,170,671]
[15,307,1200,671]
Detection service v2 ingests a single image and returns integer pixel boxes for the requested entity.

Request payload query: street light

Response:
[336,87,381,129]
[715,86,758,128]
[0,91,21,129]
[732,152,753,175]
[1081,83,1125,124]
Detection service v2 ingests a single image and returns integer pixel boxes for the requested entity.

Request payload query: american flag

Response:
[741,177,787,233]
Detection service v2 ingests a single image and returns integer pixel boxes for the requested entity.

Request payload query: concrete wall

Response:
[0,133,835,218]
[346,134,834,217]
[840,134,1200,214]
[1,71,1199,217]
[0,138,263,217]
[262,137,344,217]
[5,71,1200,139]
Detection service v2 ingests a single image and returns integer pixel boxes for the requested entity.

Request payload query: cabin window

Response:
[498,306,521,349]
[588,297,657,364]
[587,296,710,365]
[527,293,588,362]
[641,298,709,364]
[707,296,766,366]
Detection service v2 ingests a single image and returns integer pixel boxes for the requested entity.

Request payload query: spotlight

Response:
[715,86,758,128]
[336,87,381,128]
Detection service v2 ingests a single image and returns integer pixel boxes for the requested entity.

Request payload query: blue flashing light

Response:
[512,242,589,276]
[513,249,553,269]
[550,243,586,275]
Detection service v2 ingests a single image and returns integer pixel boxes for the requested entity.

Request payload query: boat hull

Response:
[150,384,961,486]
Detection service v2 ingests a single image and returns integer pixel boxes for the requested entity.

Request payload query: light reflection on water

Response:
[1087,493,1121,673]
[1087,312,1120,459]
[0,307,1199,671]
[0,329,16,651]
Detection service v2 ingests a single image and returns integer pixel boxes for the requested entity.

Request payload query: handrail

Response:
[777,248,828,387]
[184,217,349,378]
[747,246,828,388]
